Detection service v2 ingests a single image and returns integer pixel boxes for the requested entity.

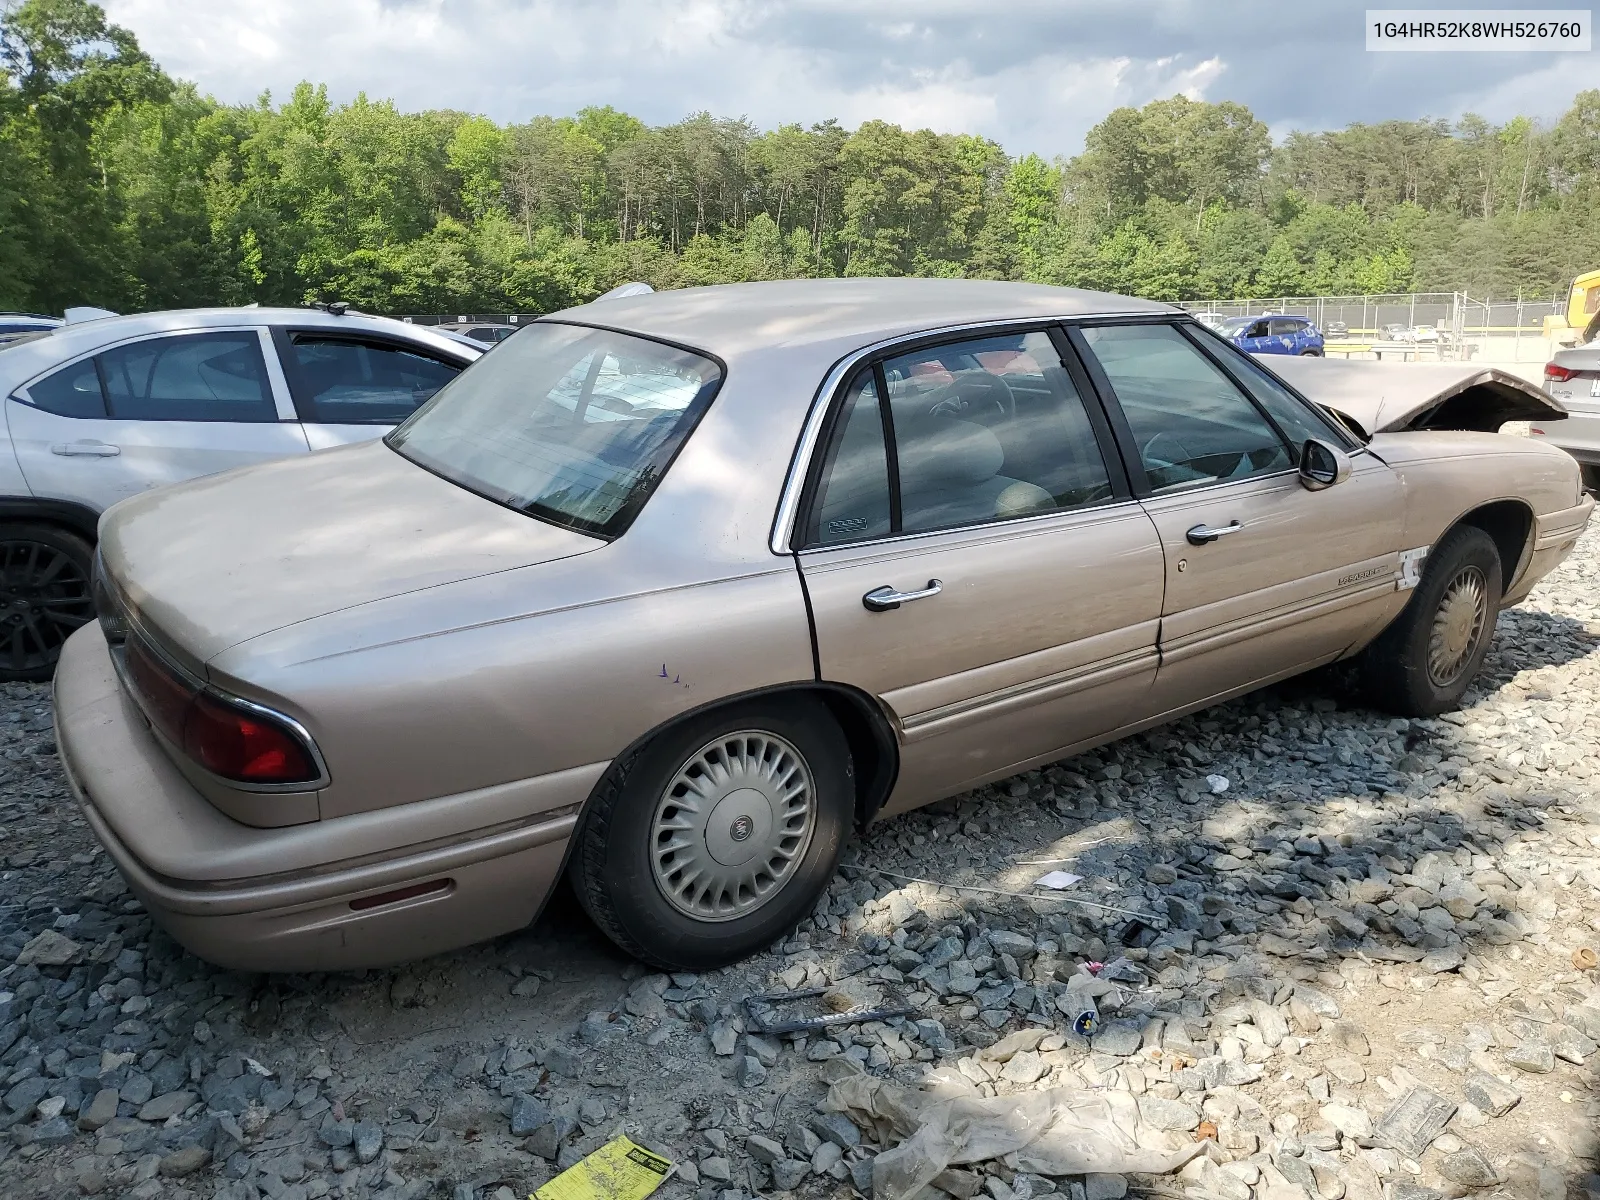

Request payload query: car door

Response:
[6,328,310,513]
[271,328,467,449]
[1073,321,1406,717]
[794,328,1166,816]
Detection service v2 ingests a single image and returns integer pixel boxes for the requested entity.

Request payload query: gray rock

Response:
[1463,1071,1521,1117]
[809,1112,861,1148]
[773,1159,810,1191]
[78,1087,119,1131]
[701,1156,732,1183]
[1505,1039,1555,1073]
[848,1157,874,1195]
[735,1055,767,1087]
[746,1134,784,1165]
[710,1020,739,1056]
[511,1093,550,1136]
[1091,1023,1142,1058]
[158,1144,211,1177]
[319,1116,355,1148]
[1251,1000,1289,1048]
[16,929,84,967]
[4,1076,51,1116]
[544,1045,583,1078]
[28,1115,76,1145]
[1137,1096,1200,1132]
[1083,1175,1127,1200]
[137,1090,195,1122]
[353,1119,383,1163]
[1439,1145,1502,1188]
[527,1116,576,1160]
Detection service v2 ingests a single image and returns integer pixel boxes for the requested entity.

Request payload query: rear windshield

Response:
[387,322,722,538]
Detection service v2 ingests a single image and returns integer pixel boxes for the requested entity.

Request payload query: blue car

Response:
[1218,314,1324,356]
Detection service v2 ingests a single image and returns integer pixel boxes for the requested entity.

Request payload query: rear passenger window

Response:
[807,371,891,546]
[287,336,461,424]
[25,360,106,418]
[1082,323,1291,493]
[803,331,1114,546]
[99,333,276,422]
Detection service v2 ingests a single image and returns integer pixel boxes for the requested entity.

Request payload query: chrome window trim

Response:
[109,616,331,794]
[796,496,1145,556]
[768,310,1161,555]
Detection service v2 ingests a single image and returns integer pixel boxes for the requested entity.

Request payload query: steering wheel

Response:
[927,371,1015,423]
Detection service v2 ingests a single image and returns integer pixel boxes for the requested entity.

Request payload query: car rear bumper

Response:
[54,623,598,973]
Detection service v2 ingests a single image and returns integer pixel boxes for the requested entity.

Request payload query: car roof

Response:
[548,278,1178,361]
[0,306,480,387]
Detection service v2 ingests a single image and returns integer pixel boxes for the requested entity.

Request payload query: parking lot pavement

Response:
[1,531,1599,1199]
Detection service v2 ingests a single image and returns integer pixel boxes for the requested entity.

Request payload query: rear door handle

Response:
[51,441,120,457]
[1186,520,1244,545]
[863,579,942,612]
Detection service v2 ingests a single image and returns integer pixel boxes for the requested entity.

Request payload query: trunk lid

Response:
[99,440,603,666]
[1257,355,1569,437]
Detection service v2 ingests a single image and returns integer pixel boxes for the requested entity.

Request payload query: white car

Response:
[1533,340,1600,492]
[0,306,482,680]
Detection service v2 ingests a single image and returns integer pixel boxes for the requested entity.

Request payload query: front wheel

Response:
[0,525,95,682]
[1360,525,1502,716]
[568,698,853,971]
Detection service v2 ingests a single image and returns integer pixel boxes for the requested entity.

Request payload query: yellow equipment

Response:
[1546,269,1600,346]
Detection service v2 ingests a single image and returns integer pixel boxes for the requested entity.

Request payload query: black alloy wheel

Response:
[0,527,95,681]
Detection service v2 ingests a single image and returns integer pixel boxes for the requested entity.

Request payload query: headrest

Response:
[896,418,1004,487]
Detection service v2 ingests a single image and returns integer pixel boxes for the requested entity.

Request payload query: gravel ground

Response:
[3,531,1600,1200]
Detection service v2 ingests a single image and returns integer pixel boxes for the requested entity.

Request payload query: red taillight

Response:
[122,637,318,786]
[1546,363,1574,383]
[183,692,318,785]
[122,637,196,747]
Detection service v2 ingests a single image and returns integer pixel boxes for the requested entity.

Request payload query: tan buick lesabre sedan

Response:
[53,280,1593,973]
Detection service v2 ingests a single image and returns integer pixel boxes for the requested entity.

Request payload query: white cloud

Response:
[101,0,1595,156]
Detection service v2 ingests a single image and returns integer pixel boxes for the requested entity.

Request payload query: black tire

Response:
[0,524,95,683]
[569,697,853,971]
[1299,349,1323,356]
[1360,525,1501,716]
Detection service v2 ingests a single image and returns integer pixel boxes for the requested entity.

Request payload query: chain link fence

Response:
[1179,292,1566,363]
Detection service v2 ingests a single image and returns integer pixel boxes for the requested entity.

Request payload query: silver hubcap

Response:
[1428,565,1487,687]
[649,731,816,922]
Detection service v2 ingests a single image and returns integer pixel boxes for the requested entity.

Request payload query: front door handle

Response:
[1186,520,1244,546]
[51,441,120,457]
[863,579,942,612]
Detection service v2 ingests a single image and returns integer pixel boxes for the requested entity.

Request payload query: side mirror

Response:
[1299,438,1351,490]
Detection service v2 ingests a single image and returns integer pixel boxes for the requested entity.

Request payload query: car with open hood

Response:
[54,279,1592,973]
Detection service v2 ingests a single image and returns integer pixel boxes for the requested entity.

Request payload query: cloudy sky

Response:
[101,1,1599,155]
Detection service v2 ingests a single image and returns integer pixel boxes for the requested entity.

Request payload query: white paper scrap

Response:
[1034,870,1084,890]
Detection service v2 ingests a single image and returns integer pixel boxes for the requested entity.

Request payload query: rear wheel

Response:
[0,525,94,682]
[1360,525,1501,716]
[568,698,853,970]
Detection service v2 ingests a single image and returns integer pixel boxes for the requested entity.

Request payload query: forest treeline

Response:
[3,0,1598,317]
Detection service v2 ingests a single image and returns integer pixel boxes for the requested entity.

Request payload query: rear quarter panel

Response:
[207,551,816,820]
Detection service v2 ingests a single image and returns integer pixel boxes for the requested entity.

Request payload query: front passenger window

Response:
[1081,323,1292,493]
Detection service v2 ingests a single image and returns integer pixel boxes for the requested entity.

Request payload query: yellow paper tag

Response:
[532,1136,674,1200]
